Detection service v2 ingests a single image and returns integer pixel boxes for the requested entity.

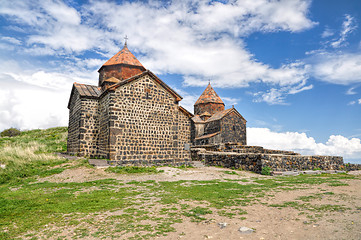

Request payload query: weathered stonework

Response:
[67,43,353,171]
[67,44,192,165]
[192,149,345,173]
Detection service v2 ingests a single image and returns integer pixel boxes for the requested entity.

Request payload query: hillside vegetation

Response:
[0,127,360,240]
[0,127,68,184]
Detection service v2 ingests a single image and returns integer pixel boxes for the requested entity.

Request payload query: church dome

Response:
[98,42,146,88]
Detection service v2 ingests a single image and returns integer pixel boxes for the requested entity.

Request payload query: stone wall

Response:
[192,149,346,173]
[67,90,81,155]
[204,120,221,135]
[102,74,192,165]
[220,111,246,145]
[194,102,224,116]
[97,92,111,158]
[79,98,99,157]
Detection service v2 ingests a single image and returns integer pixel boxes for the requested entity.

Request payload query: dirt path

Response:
[34,166,361,240]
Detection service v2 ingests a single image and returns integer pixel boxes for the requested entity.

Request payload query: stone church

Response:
[67,43,247,165]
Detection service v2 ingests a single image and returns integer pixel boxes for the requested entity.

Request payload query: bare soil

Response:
[36,167,361,240]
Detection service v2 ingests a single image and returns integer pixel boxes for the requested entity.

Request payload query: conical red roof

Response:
[195,83,224,105]
[102,43,144,68]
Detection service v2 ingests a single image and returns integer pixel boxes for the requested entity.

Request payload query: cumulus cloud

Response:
[248,127,361,162]
[0,59,97,132]
[0,0,315,87]
[0,0,321,129]
[0,75,69,131]
[311,53,361,85]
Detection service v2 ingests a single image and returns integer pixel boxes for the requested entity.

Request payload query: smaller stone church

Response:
[68,42,348,172]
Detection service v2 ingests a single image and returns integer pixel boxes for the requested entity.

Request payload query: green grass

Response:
[0,172,358,239]
[0,126,359,239]
[223,170,238,175]
[0,127,68,184]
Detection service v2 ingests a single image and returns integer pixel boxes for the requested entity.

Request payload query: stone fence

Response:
[191,148,358,173]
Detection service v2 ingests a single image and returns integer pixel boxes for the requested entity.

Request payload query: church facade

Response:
[67,43,247,165]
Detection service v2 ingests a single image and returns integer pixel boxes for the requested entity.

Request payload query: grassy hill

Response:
[0,127,68,184]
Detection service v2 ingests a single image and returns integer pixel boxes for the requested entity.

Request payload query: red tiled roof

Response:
[101,44,144,68]
[74,83,100,98]
[200,111,211,116]
[195,83,224,105]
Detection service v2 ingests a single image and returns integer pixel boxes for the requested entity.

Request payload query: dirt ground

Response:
[37,166,361,240]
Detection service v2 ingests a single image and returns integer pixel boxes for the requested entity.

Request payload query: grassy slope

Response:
[0,127,68,184]
[0,127,360,239]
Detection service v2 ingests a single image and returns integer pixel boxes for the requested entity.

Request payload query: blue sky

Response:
[0,0,360,163]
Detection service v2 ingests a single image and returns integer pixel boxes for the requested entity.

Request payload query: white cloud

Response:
[359,99,361,104]
[248,127,361,161]
[0,0,319,129]
[330,14,357,48]
[0,59,98,132]
[0,76,69,131]
[346,86,357,95]
[311,53,361,85]
[321,27,334,38]
[1,36,22,45]
[253,80,313,105]
[0,0,315,86]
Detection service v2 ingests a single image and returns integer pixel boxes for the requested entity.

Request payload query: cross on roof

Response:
[124,35,128,46]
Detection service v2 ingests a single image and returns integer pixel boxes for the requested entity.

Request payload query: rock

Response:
[238,226,254,234]
[218,222,227,229]
[0,164,5,169]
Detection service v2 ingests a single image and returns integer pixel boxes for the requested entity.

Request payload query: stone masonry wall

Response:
[193,150,345,173]
[204,120,221,135]
[67,90,81,155]
[104,74,192,165]
[97,93,111,158]
[221,111,246,145]
[78,98,99,157]
[194,102,224,116]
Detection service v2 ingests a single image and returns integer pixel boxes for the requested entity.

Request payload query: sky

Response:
[0,0,360,163]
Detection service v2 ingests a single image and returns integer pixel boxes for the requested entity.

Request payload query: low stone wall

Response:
[345,163,361,171]
[262,154,344,171]
[193,149,347,173]
[108,159,191,167]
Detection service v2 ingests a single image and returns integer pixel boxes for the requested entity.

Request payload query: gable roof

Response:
[179,106,194,118]
[195,83,224,105]
[74,83,101,97]
[206,107,246,123]
[191,115,204,123]
[100,43,145,70]
[103,70,183,102]
[67,83,101,108]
